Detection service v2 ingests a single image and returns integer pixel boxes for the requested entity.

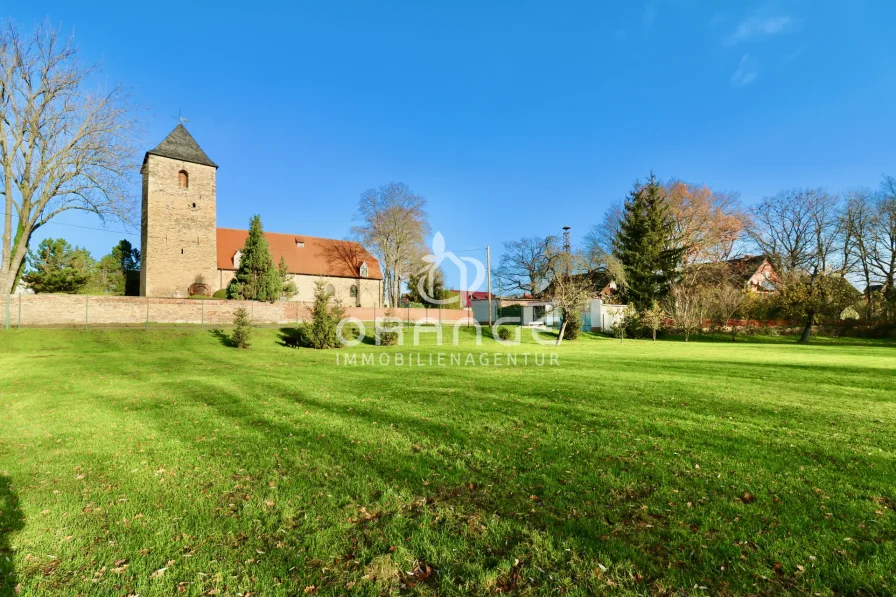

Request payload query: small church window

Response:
[325,284,335,296]
[178,170,189,189]
[350,285,358,298]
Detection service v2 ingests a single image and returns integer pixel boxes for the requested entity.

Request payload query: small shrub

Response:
[212,289,228,299]
[231,307,252,349]
[497,326,513,341]
[379,330,399,346]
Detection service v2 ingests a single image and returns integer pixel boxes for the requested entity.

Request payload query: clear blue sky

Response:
[9,0,896,288]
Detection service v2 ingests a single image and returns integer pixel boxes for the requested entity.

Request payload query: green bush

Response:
[212,289,228,299]
[562,311,581,340]
[231,307,252,349]
[299,280,345,349]
[497,326,513,341]
[379,330,399,346]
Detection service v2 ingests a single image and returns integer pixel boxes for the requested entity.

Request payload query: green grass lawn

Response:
[0,327,894,596]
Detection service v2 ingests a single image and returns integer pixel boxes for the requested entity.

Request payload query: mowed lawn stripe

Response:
[0,328,894,596]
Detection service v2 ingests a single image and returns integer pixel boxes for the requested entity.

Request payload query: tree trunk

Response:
[555,321,567,346]
[0,234,30,295]
[798,311,815,344]
[652,329,656,341]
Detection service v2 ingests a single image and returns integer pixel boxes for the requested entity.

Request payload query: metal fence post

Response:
[84,296,89,330]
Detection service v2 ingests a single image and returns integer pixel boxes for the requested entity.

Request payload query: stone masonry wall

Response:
[1,294,472,328]
[141,154,218,298]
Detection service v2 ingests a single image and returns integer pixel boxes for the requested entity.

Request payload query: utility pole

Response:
[486,245,493,327]
[562,226,571,275]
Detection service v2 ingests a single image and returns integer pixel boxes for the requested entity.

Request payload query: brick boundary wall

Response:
[0,295,474,328]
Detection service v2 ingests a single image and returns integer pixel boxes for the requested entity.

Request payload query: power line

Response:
[0,212,138,237]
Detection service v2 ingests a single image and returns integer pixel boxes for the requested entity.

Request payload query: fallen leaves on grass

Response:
[150,559,175,579]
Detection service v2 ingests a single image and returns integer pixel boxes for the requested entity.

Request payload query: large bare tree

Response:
[747,188,849,342]
[495,235,557,297]
[351,182,429,307]
[842,189,878,318]
[0,22,139,294]
[870,176,896,295]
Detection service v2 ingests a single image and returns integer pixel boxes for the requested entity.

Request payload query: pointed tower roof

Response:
[144,123,217,168]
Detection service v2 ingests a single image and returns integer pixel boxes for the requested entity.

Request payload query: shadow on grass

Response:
[209,328,233,348]
[0,476,23,597]
[277,327,303,348]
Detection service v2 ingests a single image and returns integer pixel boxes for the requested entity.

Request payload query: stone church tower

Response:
[140,124,219,297]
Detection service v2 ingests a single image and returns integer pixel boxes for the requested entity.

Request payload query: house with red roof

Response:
[139,125,383,306]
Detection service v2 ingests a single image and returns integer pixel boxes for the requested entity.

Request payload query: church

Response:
[139,124,383,306]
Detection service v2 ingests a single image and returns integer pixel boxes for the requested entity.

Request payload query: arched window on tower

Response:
[178,170,189,189]
[350,285,358,298]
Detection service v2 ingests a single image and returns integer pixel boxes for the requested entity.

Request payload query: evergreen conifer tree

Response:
[231,307,252,349]
[302,279,345,349]
[613,174,685,309]
[227,215,281,302]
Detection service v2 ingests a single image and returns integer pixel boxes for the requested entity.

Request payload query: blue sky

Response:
[9,0,896,288]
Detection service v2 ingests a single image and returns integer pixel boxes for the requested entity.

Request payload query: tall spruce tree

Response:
[613,174,685,310]
[227,215,282,302]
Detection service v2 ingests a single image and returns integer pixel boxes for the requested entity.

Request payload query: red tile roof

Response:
[216,228,383,280]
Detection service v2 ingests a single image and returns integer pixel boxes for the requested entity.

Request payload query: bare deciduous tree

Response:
[709,281,748,341]
[543,247,594,345]
[870,176,896,295]
[842,189,877,318]
[748,188,849,342]
[351,182,429,307]
[0,22,140,294]
[664,282,708,342]
[495,236,557,297]
[584,201,623,260]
